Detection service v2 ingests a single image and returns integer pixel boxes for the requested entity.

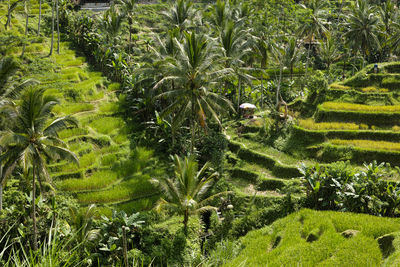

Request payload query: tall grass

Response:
[322,102,400,113]
[76,175,155,204]
[88,117,125,135]
[298,119,362,130]
[58,170,119,191]
[330,139,400,151]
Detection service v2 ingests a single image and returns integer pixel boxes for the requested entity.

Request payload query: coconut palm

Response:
[298,0,328,72]
[0,57,37,211]
[218,20,253,110]
[154,31,234,153]
[116,0,136,52]
[152,155,226,235]
[283,37,303,80]
[319,33,339,73]
[20,0,30,58]
[162,0,195,33]
[0,88,78,250]
[342,0,381,62]
[209,0,232,29]
[100,6,124,46]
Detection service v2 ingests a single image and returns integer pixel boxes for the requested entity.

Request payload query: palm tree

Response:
[319,33,339,73]
[342,0,381,63]
[0,88,78,250]
[209,0,231,29]
[100,6,124,46]
[38,0,42,35]
[283,37,303,80]
[49,0,55,56]
[154,31,234,153]
[218,20,253,110]
[298,0,328,72]
[152,155,226,235]
[162,0,195,33]
[0,57,37,211]
[20,0,30,58]
[254,28,273,108]
[116,0,137,52]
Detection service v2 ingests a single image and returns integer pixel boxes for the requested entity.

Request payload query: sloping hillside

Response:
[226,209,400,266]
[0,3,160,214]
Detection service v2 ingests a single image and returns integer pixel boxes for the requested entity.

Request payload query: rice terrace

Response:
[2,0,400,266]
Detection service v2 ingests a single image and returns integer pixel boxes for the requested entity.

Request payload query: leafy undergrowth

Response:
[226,209,400,266]
[0,5,161,214]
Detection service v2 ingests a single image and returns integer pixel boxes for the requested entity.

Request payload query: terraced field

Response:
[296,62,400,167]
[0,5,160,214]
[224,120,307,206]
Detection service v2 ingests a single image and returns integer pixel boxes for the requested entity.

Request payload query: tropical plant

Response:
[218,20,253,110]
[162,0,195,33]
[116,0,137,52]
[152,155,225,235]
[20,0,30,58]
[4,0,23,30]
[0,88,79,250]
[208,0,232,29]
[154,31,233,153]
[318,32,339,72]
[342,0,381,62]
[98,210,144,266]
[298,0,328,71]
[283,37,303,79]
[100,6,124,46]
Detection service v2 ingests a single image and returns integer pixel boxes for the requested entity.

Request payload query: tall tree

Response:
[49,0,55,56]
[0,57,37,211]
[343,0,381,63]
[154,32,234,153]
[152,155,226,235]
[283,37,303,80]
[0,88,78,250]
[162,0,195,33]
[116,0,137,52]
[319,32,339,73]
[298,0,328,72]
[20,0,30,58]
[218,20,253,110]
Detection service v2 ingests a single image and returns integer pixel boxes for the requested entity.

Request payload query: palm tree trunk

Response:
[260,78,263,108]
[190,92,195,154]
[21,0,28,58]
[276,64,283,110]
[129,23,132,53]
[32,166,38,251]
[122,226,129,267]
[183,209,189,236]
[6,0,11,30]
[56,0,60,54]
[49,0,55,56]
[237,78,241,111]
[0,184,3,212]
[37,0,41,35]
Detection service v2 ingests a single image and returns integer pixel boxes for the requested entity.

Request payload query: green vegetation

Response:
[3,0,400,265]
[227,209,400,266]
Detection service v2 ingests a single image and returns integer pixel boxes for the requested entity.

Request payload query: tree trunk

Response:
[49,0,55,56]
[6,0,11,30]
[122,226,129,267]
[276,64,283,109]
[21,0,28,58]
[38,0,41,35]
[260,78,263,108]
[237,78,241,111]
[183,209,188,236]
[129,23,132,53]
[32,166,38,251]
[0,184,3,212]
[190,90,195,154]
[56,0,60,54]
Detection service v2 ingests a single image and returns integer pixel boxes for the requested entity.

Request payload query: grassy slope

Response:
[0,2,160,215]
[226,209,400,266]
